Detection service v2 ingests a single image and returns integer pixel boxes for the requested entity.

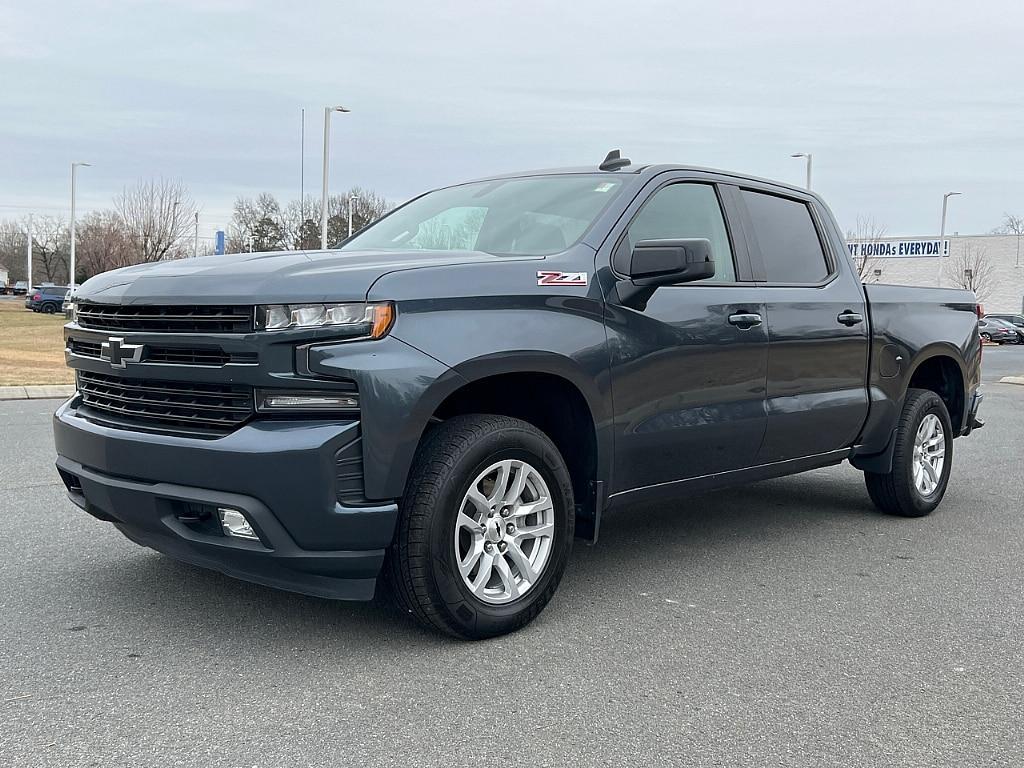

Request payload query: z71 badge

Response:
[537,271,588,286]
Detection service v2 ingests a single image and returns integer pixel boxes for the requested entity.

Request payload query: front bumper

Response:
[53,397,399,600]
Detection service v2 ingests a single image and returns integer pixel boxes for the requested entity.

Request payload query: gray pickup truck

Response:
[54,152,983,639]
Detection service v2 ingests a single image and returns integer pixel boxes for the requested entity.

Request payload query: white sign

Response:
[847,239,950,258]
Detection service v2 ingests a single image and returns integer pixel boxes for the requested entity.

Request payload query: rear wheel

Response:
[864,388,953,517]
[387,414,574,639]
[41,302,57,314]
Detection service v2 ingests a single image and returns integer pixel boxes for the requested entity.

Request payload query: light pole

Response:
[26,214,33,291]
[194,211,200,258]
[70,162,91,289]
[300,108,305,223]
[936,191,961,286]
[790,152,812,190]
[320,105,351,250]
[348,193,359,238]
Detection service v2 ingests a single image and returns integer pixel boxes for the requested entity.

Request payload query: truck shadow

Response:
[84,465,889,649]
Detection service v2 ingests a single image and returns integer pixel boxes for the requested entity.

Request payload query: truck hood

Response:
[75,248,534,305]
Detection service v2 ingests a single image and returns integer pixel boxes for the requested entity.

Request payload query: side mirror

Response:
[627,238,715,286]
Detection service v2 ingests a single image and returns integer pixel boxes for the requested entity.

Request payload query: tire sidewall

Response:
[423,427,574,638]
[900,394,953,514]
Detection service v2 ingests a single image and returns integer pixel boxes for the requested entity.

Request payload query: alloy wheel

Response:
[454,459,555,605]
[912,413,945,497]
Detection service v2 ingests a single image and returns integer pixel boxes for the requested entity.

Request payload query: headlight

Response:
[255,301,395,338]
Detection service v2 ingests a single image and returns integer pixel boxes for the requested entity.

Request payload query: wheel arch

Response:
[396,352,611,529]
[903,345,968,431]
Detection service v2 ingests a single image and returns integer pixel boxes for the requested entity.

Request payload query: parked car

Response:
[982,317,1023,343]
[985,313,1024,341]
[26,285,69,314]
[62,289,74,316]
[0,280,7,295]
[978,317,1017,344]
[12,280,29,296]
[54,153,984,639]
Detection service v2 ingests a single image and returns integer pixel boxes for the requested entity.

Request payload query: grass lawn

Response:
[0,299,74,386]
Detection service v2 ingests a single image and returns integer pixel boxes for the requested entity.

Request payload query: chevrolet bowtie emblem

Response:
[100,337,144,368]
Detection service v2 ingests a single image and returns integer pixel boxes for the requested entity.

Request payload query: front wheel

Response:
[864,388,953,517]
[387,414,574,639]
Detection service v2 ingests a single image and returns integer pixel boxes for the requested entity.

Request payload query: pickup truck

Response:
[53,152,984,639]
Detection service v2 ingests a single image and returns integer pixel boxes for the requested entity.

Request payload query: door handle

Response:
[837,310,864,326]
[728,312,762,329]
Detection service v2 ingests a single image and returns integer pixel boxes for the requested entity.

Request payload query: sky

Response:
[1,0,1022,243]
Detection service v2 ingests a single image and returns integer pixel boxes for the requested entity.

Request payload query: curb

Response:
[0,385,76,401]
[999,376,1024,386]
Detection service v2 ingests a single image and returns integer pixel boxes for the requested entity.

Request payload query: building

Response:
[848,234,1024,313]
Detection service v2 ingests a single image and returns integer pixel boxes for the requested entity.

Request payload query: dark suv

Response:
[26,285,69,314]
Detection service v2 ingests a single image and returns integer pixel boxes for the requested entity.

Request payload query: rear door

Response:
[737,187,870,463]
[604,177,769,492]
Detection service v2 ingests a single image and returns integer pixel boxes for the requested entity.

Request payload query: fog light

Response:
[218,507,259,541]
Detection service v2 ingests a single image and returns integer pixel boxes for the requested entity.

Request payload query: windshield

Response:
[340,174,625,256]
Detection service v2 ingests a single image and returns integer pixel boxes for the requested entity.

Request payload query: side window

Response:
[741,190,830,284]
[621,183,736,283]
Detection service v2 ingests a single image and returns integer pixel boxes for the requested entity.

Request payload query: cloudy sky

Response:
[1,0,1022,241]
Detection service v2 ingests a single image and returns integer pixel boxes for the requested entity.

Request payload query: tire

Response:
[980,332,991,342]
[387,414,574,639]
[864,388,953,517]
[41,302,57,314]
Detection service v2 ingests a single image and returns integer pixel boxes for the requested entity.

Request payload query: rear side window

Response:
[742,190,830,284]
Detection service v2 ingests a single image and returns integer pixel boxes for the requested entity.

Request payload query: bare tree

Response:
[230,188,393,253]
[944,243,995,299]
[228,193,287,253]
[0,219,27,282]
[31,215,70,283]
[845,216,887,281]
[76,210,136,276]
[114,178,198,262]
[992,212,1023,268]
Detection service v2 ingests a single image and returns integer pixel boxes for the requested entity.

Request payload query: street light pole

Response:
[194,212,200,258]
[790,152,812,190]
[348,194,359,238]
[320,105,350,250]
[26,214,33,291]
[937,191,962,286]
[300,108,305,223]
[70,162,91,289]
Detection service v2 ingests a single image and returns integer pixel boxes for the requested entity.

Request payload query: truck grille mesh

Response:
[77,370,253,433]
[76,303,254,334]
[67,338,256,367]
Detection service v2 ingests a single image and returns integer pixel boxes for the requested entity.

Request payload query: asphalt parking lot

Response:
[2,349,1023,767]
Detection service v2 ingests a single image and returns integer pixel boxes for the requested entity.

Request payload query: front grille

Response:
[76,303,254,334]
[77,370,253,433]
[68,339,102,358]
[68,338,257,367]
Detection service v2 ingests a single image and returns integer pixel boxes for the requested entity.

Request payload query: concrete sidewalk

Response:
[0,384,75,401]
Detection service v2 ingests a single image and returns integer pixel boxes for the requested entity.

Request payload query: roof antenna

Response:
[599,149,631,171]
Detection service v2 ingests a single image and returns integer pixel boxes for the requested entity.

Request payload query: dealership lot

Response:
[2,350,1023,767]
